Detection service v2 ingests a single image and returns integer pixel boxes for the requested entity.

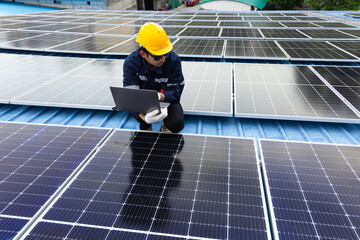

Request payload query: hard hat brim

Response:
[147,41,173,56]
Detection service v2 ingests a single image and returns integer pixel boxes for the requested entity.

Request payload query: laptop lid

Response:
[110,87,169,113]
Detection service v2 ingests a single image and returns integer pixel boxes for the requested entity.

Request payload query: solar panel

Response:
[48,35,132,54]
[22,23,85,32]
[59,24,117,34]
[219,21,251,27]
[260,29,309,40]
[95,18,135,25]
[24,130,270,240]
[172,38,224,58]
[0,216,29,240]
[280,22,318,28]
[12,59,125,110]
[234,63,360,123]
[178,28,220,38]
[0,31,46,43]
[328,41,360,59]
[337,29,360,38]
[268,16,297,21]
[221,28,263,39]
[294,16,327,21]
[224,40,288,60]
[159,20,190,26]
[277,41,359,61]
[250,22,285,28]
[103,38,139,55]
[0,32,88,51]
[187,21,219,27]
[312,66,360,114]
[181,62,232,116]
[312,22,359,29]
[0,121,109,236]
[260,139,360,240]
[299,29,358,40]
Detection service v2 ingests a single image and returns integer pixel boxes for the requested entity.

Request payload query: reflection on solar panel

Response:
[23,23,84,32]
[277,41,359,61]
[159,20,189,26]
[178,28,220,37]
[103,38,138,55]
[224,40,288,60]
[12,59,124,110]
[59,24,116,34]
[261,140,360,240]
[172,39,224,58]
[0,31,46,43]
[294,16,327,21]
[0,121,109,236]
[329,41,360,59]
[0,32,87,51]
[299,29,358,39]
[261,29,309,39]
[312,66,360,113]
[181,62,232,116]
[48,36,131,54]
[27,130,270,240]
[234,64,360,123]
[221,28,263,39]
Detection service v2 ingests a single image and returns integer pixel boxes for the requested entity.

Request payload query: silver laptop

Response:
[110,87,170,113]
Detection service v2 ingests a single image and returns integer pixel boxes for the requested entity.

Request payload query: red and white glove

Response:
[144,108,168,124]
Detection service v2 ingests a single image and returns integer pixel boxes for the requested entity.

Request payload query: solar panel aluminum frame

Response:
[259,139,360,240]
[19,130,272,240]
[260,29,310,41]
[0,121,112,240]
[309,65,360,118]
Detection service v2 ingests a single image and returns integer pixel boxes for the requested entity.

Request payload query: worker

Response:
[123,22,185,133]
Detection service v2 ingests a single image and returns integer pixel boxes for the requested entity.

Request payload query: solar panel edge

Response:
[12,127,113,240]
[258,139,279,240]
[255,140,273,240]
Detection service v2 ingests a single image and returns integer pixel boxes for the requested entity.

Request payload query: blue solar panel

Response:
[261,140,360,240]
[0,121,110,237]
[0,217,29,240]
[26,130,270,240]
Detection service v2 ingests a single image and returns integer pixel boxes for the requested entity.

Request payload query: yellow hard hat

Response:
[136,22,173,56]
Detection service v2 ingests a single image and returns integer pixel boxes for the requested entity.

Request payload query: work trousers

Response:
[139,103,184,133]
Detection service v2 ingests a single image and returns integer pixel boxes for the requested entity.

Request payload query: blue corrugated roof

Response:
[1,104,359,145]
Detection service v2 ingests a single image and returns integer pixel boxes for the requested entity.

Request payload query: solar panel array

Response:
[1,53,360,122]
[0,123,271,240]
[0,10,359,61]
[0,121,110,239]
[260,139,360,240]
[2,121,359,240]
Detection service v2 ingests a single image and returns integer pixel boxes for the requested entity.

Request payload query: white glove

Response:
[157,92,162,101]
[144,108,168,124]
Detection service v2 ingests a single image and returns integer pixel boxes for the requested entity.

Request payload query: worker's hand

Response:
[144,108,168,124]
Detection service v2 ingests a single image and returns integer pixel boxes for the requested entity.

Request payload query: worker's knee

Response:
[166,120,184,133]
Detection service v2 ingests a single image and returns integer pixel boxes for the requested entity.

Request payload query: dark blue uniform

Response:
[123,48,184,104]
[123,48,185,133]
